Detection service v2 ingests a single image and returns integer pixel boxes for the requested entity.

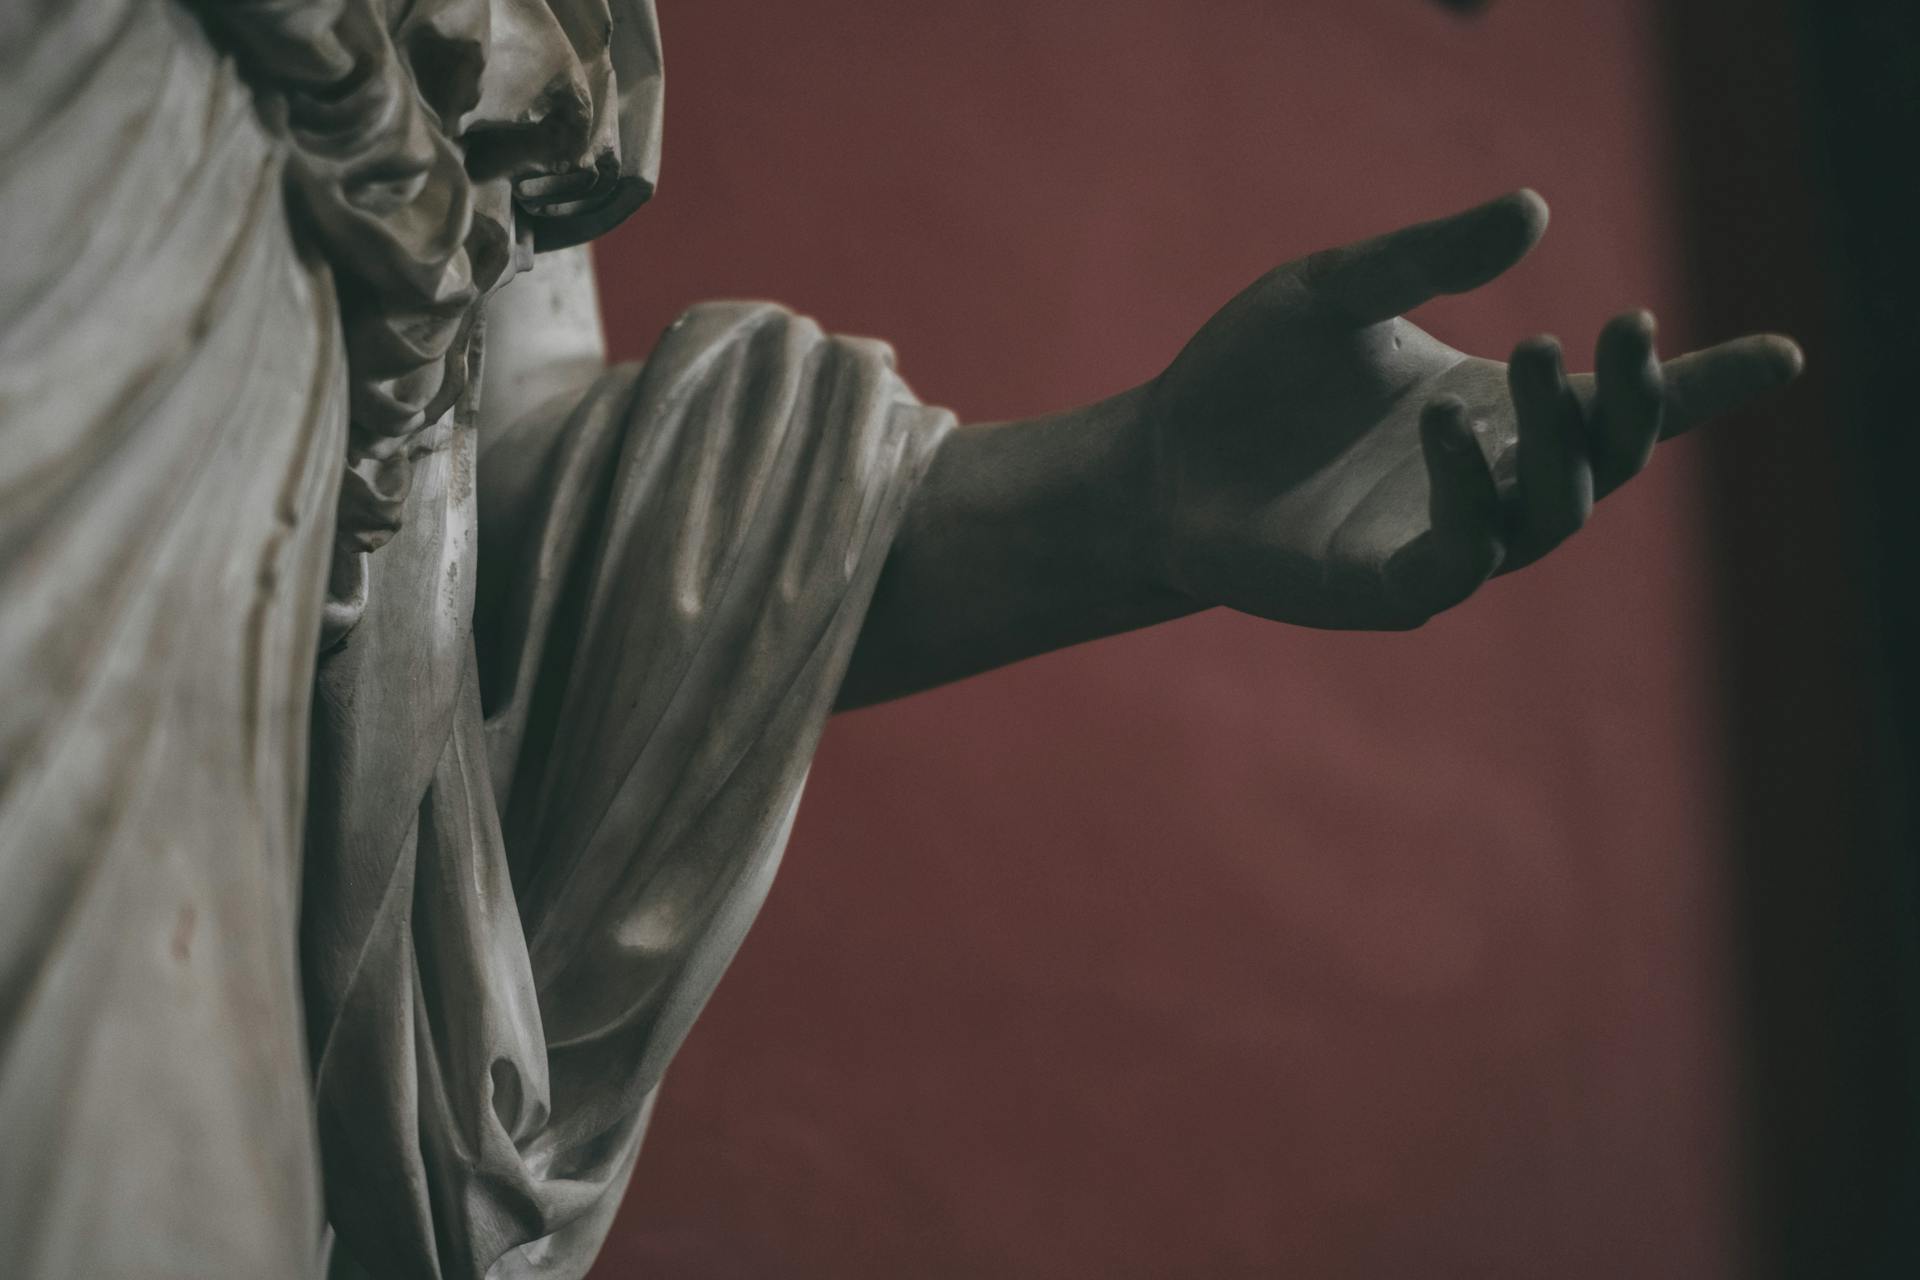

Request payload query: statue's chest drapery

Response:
[4,3,951,1277]
[0,3,347,1272]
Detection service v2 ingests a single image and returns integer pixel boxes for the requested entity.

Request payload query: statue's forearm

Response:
[475,254,1203,711]
[836,384,1200,710]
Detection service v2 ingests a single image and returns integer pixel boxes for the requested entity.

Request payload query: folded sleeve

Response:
[310,299,952,1279]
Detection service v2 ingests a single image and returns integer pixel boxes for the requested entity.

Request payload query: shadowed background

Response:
[582,1,1916,1275]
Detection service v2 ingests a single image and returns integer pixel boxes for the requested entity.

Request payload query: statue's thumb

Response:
[1312,189,1550,324]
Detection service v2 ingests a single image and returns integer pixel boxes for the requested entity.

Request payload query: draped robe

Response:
[0,3,952,1276]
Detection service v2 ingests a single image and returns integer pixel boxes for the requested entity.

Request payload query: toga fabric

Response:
[307,304,951,1279]
[0,1,345,1273]
[0,2,953,1277]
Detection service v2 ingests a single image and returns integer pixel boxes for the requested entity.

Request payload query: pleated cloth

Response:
[306,302,952,1278]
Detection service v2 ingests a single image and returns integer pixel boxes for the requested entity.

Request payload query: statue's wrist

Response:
[1123,377,1195,609]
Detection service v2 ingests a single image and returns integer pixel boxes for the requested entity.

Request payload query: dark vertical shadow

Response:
[1662,2,1920,1275]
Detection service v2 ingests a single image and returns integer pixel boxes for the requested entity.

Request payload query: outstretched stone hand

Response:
[841,190,1803,707]
[1146,190,1802,629]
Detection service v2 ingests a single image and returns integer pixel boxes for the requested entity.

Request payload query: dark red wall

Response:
[588,3,1758,1275]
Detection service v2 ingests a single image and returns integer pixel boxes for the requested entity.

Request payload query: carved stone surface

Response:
[0,3,1801,1277]
[4,5,947,1276]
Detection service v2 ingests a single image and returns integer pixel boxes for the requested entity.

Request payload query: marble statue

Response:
[0,2,1802,1276]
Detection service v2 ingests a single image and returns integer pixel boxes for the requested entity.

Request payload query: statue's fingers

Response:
[1509,336,1593,560]
[1387,397,1503,617]
[1305,189,1550,325]
[1423,397,1502,556]
[1592,310,1664,495]
[1657,334,1804,440]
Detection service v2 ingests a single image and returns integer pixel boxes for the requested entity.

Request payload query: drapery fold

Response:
[2,5,936,1275]
[191,0,665,643]
[307,301,952,1278]
[0,4,345,1273]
